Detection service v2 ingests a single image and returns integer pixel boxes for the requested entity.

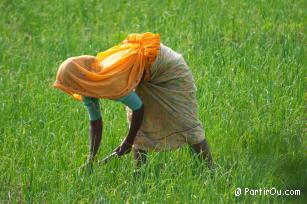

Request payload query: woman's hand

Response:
[113,105,144,157]
[78,158,93,175]
[115,140,133,156]
[114,105,144,156]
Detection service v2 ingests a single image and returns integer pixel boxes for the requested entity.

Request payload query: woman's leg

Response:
[133,147,147,169]
[190,139,213,168]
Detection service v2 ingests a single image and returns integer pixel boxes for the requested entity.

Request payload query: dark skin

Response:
[133,139,213,170]
[113,104,145,156]
[79,118,103,171]
[82,103,213,170]
[81,104,145,169]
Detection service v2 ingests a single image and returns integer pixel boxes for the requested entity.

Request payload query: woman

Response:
[54,32,213,170]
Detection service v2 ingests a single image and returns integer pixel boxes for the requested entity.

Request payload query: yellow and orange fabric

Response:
[54,32,160,101]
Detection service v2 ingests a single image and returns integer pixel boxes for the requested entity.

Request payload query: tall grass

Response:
[0,0,305,203]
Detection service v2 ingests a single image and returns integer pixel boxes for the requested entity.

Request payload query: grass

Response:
[0,0,306,203]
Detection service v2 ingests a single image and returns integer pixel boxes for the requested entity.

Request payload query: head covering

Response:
[54,32,160,100]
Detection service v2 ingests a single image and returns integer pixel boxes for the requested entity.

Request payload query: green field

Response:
[0,0,306,203]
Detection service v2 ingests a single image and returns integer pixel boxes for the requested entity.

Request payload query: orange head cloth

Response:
[53,32,160,101]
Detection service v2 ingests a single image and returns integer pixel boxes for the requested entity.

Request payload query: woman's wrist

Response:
[124,139,133,146]
[87,154,96,162]
[87,158,93,163]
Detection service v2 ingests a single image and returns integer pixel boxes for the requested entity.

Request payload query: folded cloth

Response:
[54,32,160,100]
[126,44,205,151]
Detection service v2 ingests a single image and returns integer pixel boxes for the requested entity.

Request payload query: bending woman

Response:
[54,32,213,169]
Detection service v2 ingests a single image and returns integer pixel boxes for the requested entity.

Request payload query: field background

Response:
[0,0,306,203]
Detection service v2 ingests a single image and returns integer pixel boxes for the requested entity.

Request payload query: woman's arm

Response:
[116,105,144,156]
[82,96,103,162]
[115,92,144,156]
[88,118,103,161]
[125,104,144,144]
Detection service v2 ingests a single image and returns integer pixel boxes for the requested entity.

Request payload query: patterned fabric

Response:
[82,92,143,120]
[126,44,205,151]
